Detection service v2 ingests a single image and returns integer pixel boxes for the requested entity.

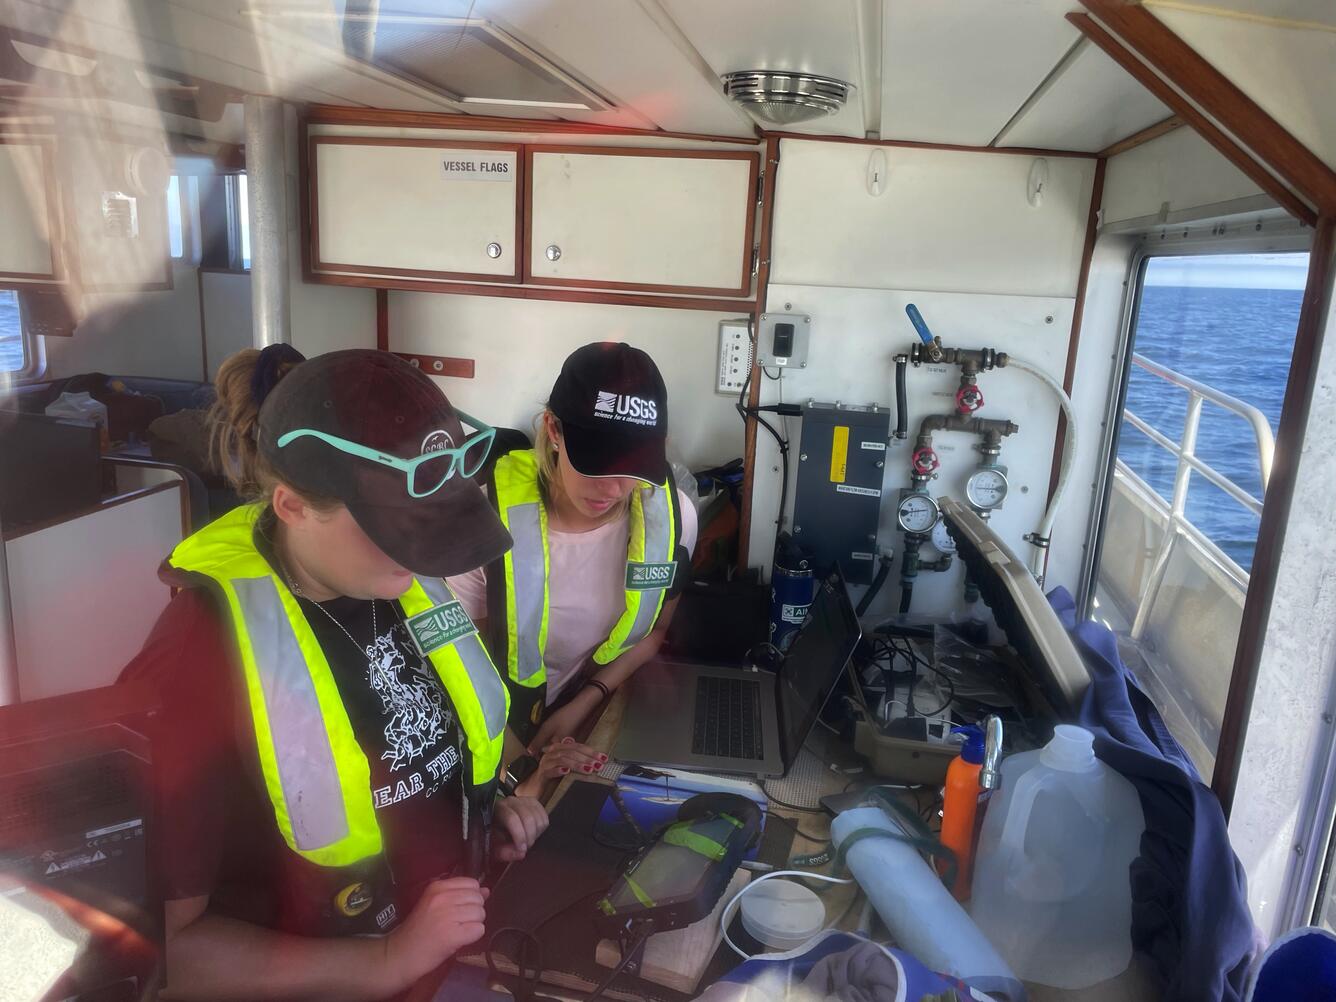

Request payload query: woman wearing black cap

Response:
[448,342,697,790]
[120,346,546,1000]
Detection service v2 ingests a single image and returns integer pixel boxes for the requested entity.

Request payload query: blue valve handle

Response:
[905,303,936,345]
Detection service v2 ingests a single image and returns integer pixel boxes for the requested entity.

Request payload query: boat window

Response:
[1089,252,1309,778]
[0,290,28,375]
[166,174,185,259]
[226,173,251,270]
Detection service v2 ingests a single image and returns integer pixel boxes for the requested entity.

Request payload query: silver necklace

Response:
[287,572,378,657]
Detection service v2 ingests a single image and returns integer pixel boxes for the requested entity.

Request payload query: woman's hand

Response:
[516,737,607,797]
[492,796,549,863]
[529,689,600,752]
[381,877,488,991]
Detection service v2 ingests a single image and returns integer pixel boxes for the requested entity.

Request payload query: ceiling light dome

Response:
[722,71,851,126]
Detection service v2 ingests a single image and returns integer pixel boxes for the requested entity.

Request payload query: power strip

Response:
[717,319,753,395]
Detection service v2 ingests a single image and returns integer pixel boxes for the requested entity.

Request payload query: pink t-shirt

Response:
[447,490,698,704]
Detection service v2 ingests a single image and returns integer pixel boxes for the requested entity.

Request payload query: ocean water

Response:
[1118,283,1302,572]
[0,292,21,372]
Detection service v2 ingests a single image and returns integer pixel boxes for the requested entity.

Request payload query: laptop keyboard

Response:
[692,675,764,760]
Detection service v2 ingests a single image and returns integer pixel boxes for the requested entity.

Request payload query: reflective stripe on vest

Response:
[168,504,508,867]
[491,451,677,685]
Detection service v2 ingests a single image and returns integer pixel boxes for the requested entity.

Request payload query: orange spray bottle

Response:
[939,724,987,900]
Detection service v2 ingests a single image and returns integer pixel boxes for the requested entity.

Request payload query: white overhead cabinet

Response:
[311,138,522,283]
[524,147,758,296]
[0,138,61,282]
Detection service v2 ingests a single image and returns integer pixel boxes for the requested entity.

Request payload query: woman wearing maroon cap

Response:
[120,346,545,1000]
[448,343,698,792]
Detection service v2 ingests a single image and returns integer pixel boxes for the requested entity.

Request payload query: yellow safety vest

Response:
[167,504,509,869]
[488,450,680,706]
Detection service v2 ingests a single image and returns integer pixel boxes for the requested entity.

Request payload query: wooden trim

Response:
[305,104,760,147]
[390,352,474,379]
[376,288,389,352]
[309,135,524,285]
[1067,12,1317,226]
[1097,115,1183,158]
[0,135,63,282]
[1042,159,1107,573]
[306,269,756,314]
[1080,0,1336,216]
[2,481,185,542]
[737,136,781,571]
[523,145,759,298]
[1212,215,1336,816]
[762,130,1097,160]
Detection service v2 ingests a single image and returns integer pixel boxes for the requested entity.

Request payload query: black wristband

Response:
[504,753,540,793]
[584,678,612,702]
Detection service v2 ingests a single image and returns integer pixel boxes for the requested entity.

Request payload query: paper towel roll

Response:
[831,807,1024,1002]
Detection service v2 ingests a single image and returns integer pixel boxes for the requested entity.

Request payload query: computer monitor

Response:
[0,681,162,1000]
[941,497,1090,714]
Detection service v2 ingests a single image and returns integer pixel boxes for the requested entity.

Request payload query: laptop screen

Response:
[775,567,862,765]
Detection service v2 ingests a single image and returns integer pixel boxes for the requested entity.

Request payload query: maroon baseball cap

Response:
[548,342,669,485]
[256,349,511,577]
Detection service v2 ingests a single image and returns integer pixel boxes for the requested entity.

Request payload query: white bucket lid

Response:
[739,879,826,951]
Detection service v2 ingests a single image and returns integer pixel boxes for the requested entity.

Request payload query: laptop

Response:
[614,566,862,777]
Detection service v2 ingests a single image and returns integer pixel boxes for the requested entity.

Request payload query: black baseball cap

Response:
[257,349,512,577]
[549,342,669,484]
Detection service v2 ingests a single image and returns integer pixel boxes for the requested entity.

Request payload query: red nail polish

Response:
[581,764,593,772]
[559,767,569,774]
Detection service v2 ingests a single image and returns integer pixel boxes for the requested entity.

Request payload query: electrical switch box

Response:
[792,402,891,585]
[716,319,753,395]
[757,312,810,370]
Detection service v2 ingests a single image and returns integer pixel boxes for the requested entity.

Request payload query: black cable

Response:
[856,555,892,617]
[764,808,828,843]
[898,581,913,614]
[736,319,791,532]
[585,931,651,1002]
[761,779,825,814]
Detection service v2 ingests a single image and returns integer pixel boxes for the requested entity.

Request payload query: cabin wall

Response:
[388,293,743,470]
[746,139,1102,617]
[1102,125,1268,228]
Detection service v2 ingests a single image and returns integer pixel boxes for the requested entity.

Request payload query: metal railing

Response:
[1118,352,1276,640]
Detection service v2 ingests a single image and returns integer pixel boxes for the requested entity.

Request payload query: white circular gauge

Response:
[966,467,1010,510]
[932,519,956,553]
[896,493,940,534]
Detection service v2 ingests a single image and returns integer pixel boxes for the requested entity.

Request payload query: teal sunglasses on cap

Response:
[276,412,496,498]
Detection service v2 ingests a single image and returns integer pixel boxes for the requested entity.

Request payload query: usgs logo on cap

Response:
[594,390,658,427]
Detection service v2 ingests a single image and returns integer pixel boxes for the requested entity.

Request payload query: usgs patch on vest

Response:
[625,561,677,591]
[406,601,476,656]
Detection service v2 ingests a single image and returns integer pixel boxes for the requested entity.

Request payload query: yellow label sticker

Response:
[830,426,849,483]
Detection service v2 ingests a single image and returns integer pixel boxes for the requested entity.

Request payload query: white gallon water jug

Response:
[969,725,1144,989]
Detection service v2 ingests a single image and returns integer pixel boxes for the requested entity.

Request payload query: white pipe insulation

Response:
[1007,356,1078,583]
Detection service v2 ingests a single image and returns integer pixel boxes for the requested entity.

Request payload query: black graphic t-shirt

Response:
[120,575,472,937]
[295,593,468,900]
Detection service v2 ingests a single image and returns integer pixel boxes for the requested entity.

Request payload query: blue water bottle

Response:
[769,535,816,652]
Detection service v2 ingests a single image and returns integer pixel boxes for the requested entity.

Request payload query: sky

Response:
[1145,252,1310,291]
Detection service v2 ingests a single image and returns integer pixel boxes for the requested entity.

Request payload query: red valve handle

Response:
[912,446,940,475]
[956,384,984,414]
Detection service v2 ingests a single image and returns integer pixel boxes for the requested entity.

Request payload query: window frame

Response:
[224,173,251,273]
[0,287,46,383]
[166,172,189,262]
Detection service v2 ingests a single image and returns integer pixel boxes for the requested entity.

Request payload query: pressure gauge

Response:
[966,467,1010,511]
[896,493,940,534]
[932,519,956,554]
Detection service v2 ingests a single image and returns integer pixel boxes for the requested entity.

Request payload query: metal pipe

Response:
[0,513,20,706]
[1122,410,1264,515]
[244,94,291,348]
[917,413,1019,440]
